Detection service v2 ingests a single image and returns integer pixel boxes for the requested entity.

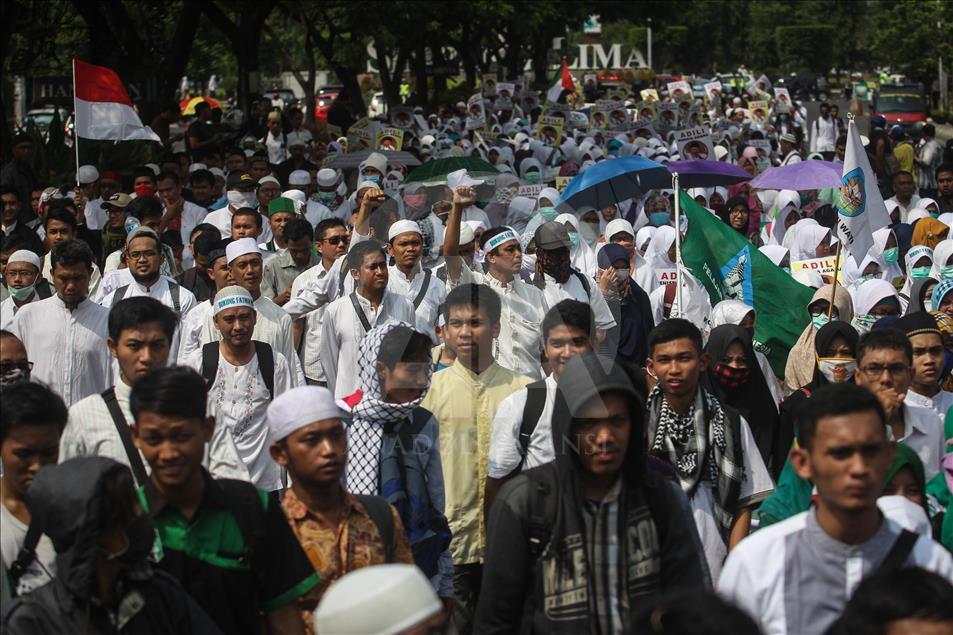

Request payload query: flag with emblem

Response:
[835,118,891,267]
[677,191,815,378]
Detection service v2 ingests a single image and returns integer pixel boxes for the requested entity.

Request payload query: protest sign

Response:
[495,82,515,110]
[636,102,657,124]
[704,81,723,103]
[748,100,769,125]
[347,117,373,151]
[555,176,571,193]
[675,127,714,160]
[640,88,660,102]
[792,256,843,284]
[655,102,680,133]
[466,93,486,131]
[656,269,678,287]
[376,126,404,151]
[748,139,773,172]
[482,74,497,96]
[517,183,544,199]
[667,80,692,102]
[536,115,564,145]
[774,87,792,113]
[390,107,414,129]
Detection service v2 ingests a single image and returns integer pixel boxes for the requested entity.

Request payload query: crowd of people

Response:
[2,74,953,634]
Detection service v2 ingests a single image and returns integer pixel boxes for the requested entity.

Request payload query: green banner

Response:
[678,191,814,378]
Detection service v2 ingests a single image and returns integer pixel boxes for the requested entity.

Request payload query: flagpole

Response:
[673,172,683,317]
[72,58,81,188]
[827,240,841,319]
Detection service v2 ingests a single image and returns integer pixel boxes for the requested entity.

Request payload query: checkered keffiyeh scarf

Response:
[345,322,432,495]
[647,384,745,540]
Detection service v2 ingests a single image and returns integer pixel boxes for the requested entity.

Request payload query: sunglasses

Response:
[320,236,348,245]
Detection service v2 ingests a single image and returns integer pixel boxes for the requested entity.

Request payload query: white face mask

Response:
[227,190,258,210]
[521,252,537,274]
[615,267,630,283]
[817,357,857,383]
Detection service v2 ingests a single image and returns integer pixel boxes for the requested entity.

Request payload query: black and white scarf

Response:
[647,384,745,540]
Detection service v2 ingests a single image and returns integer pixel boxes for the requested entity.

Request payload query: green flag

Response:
[678,191,814,378]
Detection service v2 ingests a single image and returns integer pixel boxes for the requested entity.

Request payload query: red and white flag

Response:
[73,59,161,143]
[546,57,575,103]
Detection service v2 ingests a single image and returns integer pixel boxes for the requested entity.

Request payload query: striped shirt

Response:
[581,478,624,634]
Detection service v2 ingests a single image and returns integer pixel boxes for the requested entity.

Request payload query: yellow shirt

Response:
[894,143,916,184]
[421,361,531,565]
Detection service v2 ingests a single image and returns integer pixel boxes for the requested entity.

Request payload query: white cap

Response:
[388,219,422,241]
[448,222,475,245]
[357,180,380,192]
[209,167,225,178]
[605,218,634,241]
[188,163,209,173]
[282,189,306,204]
[78,165,99,184]
[314,564,441,635]
[316,168,338,187]
[145,163,160,176]
[258,176,280,187]
[714,145,729,161]
[266,386,342,444]
[213,285,255,316]
[225,237,260,264]
[359,152,388,176]
[446,168,483,191]
[6,249,41,270]
[289,170,311,186]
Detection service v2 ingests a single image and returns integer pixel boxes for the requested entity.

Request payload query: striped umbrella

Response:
[179,96,221,116]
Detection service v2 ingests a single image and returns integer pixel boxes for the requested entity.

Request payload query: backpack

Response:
[512,380,548,475]
[354,495,396,562]
[201,341,275,399]
[573,270,591,298]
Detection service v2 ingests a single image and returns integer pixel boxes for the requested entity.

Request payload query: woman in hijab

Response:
[759,245,791,271]
[596,243,654,366]
[929,239,953,282]
[577,208,604,248]
[717,195,755,242]
[912,217,949,249]
[484,173,519,227]
[635,226,657,257]
[851,278,901,335]
[871,226,904,286]
[709,186,729,216]
[784,283,854,391]
[790,224,831,261]
[882,442,929,514]
[919,197,941,215]
[931,279,953,316]
[906,277,939,315]
[899,245,934,311]
[708,300,784,406]
[554,213,597,276]
[518,157,543,184]
[705,324,780,470]
[763,190,801,246]
[762,321,860,519]
[636,224,677,293]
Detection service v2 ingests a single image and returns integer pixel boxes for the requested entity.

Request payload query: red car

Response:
[871,85,927,127]
[313,86,343,123]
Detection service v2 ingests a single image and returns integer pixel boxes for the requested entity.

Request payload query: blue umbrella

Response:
[557,156,670,211]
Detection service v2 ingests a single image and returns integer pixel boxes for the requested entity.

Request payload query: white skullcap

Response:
[188,163,208,173]
[213,285,255,316]
[289,170,311,186]
[314,564,441,635]
[145,163,160,176]
[258,176,280,187]
[6,249,41,270]
[448,222,475,246]
[388,219,422,241]
[209,167,225,178]
[605,218,635,241]
[266,386,342,444]
[225,237,260,263]
[465,219,486,233]
[282,189,306,204]
[360,152,388,176]
[78,165,99,184]
[316,168,338,187]
[714,145,729,161]
[357,180,380,192]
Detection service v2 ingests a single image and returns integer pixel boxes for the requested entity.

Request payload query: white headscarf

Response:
[537,187,561,208]
[900,245,935,304]
[644,225,677,269]
[769,190,802,246]
[758,244,790,268]
[791,225,831,261]
[854,279,900,316]
[871,227,903,283]
[929,239,953,280]
[555,213,597,276]
[710,300,755,329]
[636,226,657,254]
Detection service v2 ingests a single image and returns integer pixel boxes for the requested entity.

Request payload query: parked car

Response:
[872,83,927,127]
[262,89,298,108]
[314,86,343,123]
[23,105,71,138]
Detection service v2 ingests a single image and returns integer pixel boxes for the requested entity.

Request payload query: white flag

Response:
[835,119,890,266]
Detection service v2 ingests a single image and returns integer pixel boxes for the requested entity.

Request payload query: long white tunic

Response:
[0,295,39,331]
[387,264,446,342]
[539,271,616,331]
[61,379,249,482]
[290,260,335,382]
[12,295,111,406]
[320,290,416,399]
[185,348,295,491]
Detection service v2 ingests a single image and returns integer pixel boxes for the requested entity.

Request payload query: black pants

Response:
[453,563,483,635]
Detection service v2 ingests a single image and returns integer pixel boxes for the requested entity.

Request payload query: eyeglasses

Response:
[320,236,348,245]
[0,361,33,374]
[128,250,159,261]
[859,364,909,379]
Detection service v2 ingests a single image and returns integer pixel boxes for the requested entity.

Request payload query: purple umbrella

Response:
[749,160,843,190]
[664,160,751,187]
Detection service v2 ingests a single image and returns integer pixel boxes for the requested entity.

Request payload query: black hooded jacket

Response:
[474,354,706,633]
[1,457,220,635]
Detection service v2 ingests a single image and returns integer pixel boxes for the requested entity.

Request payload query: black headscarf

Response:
[705,324,778,467]
[808,320,860,386]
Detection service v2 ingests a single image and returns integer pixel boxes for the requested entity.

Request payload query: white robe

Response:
[11,295,111,406]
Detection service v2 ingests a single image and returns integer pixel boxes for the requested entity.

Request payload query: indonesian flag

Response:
[546,57,575,103]
[73,59,161,144]
[834,118,890,266]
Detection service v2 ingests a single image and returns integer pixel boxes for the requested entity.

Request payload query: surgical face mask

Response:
[817,357,857,383]
[940,265,953,280]
[911,266,932,279]
[523,171,541,184]
[362,174,382,186]
[851,313,879,335]
[227,190,258,210]
[858,273,879,285]
[495,188,514,204]
[811,313,835,331]
[580,221,600,244]
[539,206,559,222]
[8,283,35,301]
[317,190,337,203]
[568,232,580,247]
[649,212,670,227]
[883,247,899,265]
[615,267,630,283]
[521,252,537,274]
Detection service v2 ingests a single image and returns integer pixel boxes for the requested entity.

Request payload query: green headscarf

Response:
[884,442,928,517]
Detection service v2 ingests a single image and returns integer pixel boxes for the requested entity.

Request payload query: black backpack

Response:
[512,379,548,475]
[201,341,275,399]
